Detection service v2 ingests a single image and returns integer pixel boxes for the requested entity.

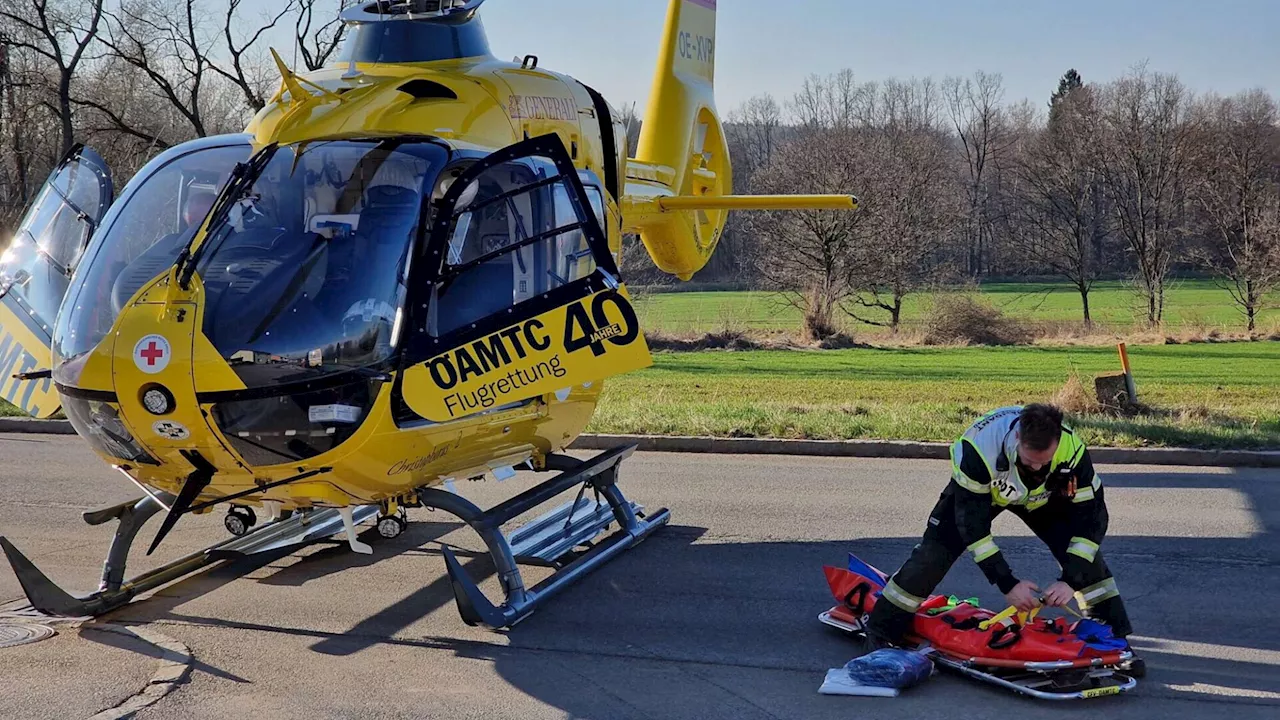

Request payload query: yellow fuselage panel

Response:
[0,300,59,418]
[60,53,628,511]
[246,58,603,175]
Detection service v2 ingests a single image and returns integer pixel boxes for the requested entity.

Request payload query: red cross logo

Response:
[134,335,170,374]
[140,341,164,366]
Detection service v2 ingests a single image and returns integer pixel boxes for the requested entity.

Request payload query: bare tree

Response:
[616,100,641,158]
[726,93,782,181]
[945,71,1009,278]
[748,75,959,334]
[1011,85,1106,325]
[212,0,298,112]
[1094,65,1201,325]
[74,53,174,150]
[790,68,860,130]
[876,77,942,134]
[294,0,352,72]
[96,0,213,138]
[92,0,263,143]
[1192,90,1280,332]
[744,128,865,338]
[0,0,105,154]
[843,129,962,330]
[0,40,44,207]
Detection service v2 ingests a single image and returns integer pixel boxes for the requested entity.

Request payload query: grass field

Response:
[4,342,1274,448]
[631,279,1280,336]
[587,342,1280,449]
[4,280,1275,450]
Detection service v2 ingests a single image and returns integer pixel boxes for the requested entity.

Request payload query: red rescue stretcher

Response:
[819,553,1139,700]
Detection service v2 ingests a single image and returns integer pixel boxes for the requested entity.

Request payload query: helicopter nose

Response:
[107,291,236,468]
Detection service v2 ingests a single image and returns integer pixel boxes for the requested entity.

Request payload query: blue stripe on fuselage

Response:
[0,294,54,416]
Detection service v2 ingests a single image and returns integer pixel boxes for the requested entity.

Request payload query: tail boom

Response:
[623,0,858,281]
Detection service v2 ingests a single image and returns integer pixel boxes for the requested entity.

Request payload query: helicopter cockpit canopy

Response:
[52,138,252,384]
[183,138,448,389]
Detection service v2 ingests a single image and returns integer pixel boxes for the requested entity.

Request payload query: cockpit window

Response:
[52,143,250,381]
[194,139,446,388]
[0,149,110,328]
[429,157,600,337]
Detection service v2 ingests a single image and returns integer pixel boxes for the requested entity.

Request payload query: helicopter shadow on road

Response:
[485,534,1276,716]
[295,522,1280,717]
[105,467,1280,716]
[335,465,1278,714]
[110,519,465,624]
[105,517,1280,718]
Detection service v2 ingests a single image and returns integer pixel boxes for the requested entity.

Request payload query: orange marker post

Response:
[1117,342,1137,402]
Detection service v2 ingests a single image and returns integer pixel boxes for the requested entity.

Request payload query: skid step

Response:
[423,443,670,629]
[509,496,644,565]
[208,504,380,560]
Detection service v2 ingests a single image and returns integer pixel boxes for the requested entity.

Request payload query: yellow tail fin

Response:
[626,0,727,281]
[624,0,856,281]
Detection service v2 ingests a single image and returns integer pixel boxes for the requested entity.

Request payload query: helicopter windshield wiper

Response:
[176,143,279,289]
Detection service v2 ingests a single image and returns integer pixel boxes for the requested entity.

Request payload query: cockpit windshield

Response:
[52,141,250,384]
[191,139,446,388]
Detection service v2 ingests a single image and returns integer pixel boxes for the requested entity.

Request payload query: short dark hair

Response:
[1019,403,1063,451]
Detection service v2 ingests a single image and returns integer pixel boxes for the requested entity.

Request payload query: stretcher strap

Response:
[978,605,1019,630]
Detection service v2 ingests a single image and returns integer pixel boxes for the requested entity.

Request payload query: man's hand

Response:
[1040,581,1075,607]
[1004,580,1041,611]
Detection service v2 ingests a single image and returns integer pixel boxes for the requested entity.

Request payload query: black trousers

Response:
[865,484,1132,643]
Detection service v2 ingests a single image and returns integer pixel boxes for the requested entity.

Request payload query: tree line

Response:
[2,4,1276,334]
[0,0,351,228]
[626,67,1280,336]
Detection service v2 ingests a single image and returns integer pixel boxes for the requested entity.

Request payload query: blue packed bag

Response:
[1072,618,1130,652]
[820,649,934,697]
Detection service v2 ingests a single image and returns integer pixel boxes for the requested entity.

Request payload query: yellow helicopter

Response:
[0,0,855,628]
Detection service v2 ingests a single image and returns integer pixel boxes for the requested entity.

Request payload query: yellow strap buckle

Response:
[978,604,1043,631]
[978,605,1019,631]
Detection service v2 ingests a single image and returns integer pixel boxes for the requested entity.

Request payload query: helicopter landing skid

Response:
[424,442,670,629]
[0,494,380,618]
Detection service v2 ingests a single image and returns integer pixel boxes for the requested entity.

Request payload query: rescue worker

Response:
[864,403,1143,676]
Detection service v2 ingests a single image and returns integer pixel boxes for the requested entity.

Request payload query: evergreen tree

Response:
[1048,69,1084,125]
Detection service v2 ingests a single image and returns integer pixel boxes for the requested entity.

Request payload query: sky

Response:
[469,0,1280,118]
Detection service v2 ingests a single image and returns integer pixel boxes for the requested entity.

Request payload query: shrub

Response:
[921,294,1033,346]
[1051,368,1102,415]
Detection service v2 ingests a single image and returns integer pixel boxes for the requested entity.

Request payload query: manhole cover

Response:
[0,622,56,649]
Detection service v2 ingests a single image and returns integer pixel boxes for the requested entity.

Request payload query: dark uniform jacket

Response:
[949,406,1106,593]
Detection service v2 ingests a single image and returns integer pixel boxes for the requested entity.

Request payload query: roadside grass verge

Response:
[6,337,1275,451]
[587,343,1280,450]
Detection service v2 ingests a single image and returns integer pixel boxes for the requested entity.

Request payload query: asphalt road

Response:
[1,432,1278,719]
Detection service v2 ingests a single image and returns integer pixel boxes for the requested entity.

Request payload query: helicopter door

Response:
[400,134,651,423]
[0,144,113,417]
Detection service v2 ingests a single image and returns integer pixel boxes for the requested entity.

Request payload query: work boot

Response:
[1116,636,1145,678]
[1122,655,1146,679]
[861,626,900,654]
